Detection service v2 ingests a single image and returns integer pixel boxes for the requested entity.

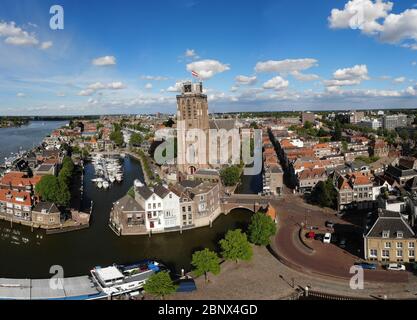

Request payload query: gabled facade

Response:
[365,210,416,263]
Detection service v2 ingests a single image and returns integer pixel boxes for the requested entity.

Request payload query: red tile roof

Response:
[0,189,32,206]
[0,172,41,188]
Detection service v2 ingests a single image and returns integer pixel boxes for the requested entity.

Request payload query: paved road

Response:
[272,194,409,283]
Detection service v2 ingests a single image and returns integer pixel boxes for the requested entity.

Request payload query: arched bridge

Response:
[221,194,275,215]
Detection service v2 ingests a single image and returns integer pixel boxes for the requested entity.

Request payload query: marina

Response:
[91,154,124,189]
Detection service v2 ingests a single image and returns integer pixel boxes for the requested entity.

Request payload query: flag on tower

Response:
[191,70,200,79]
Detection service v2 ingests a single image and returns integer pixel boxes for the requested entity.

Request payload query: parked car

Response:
[339,238,347,249]
[354,262,377,270]
[314,234,324,241]
[325,221,335,228]
[323,233,332,244]
[386,264,406,271]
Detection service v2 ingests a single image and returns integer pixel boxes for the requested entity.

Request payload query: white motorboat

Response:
[90,260,165,297]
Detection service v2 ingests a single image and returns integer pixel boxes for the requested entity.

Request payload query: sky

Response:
[0,0,417,115]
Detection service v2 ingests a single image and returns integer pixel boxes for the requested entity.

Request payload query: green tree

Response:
[143,271,177,300]
[220,166,241,187]
[219,229,253,263]
[250,121,259,129]
[332,120,342,141]
[35,175,71,206]
[303,121,313,130]
[248,212,277,246]
[129,132,143,147]
[309,178,337,209]
[191,248,221,283]
[399,129,410,141]
[110,130,124,147]
[163,118,175,128]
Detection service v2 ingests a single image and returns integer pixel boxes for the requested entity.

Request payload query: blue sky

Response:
[0,0,417,115]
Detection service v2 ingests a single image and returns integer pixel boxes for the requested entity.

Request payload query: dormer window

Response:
[397,231,403,239]
[382,230,390,238]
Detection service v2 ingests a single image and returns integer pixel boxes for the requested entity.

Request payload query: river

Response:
[0,121,68,161]
[0,122,252,279]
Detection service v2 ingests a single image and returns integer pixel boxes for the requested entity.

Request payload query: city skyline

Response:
[1,0,417,115]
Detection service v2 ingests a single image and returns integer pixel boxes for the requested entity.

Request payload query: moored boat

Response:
[90,260,165,296]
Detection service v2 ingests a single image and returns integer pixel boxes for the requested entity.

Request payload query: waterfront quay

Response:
[0,276,104,300]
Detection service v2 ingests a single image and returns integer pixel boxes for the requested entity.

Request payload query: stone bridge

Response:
[221,194,275,215]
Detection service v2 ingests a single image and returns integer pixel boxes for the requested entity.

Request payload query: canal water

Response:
[235,171,263,195]
[0,155,252,279]
[0,121,68,161]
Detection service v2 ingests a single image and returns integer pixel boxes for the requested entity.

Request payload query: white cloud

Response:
[16,92,26,97]
[40,41,53,50]
[185,49,199,58]
[263,76,289,90]
[78,89,95,96]
[291,71,320,81]
[0,21,39,46]
[166,81,184,92]
[92,55,117,66]
[329,1,417,50]
[328,0,392,33]
[325,64,369,89]
[145,83,153,90]
[255,58,318,73]
[333,64,369,80]
[412,61,417,66]
[235,75,257,85]
[107,82,125,90]
[78,81,126,96]
[393,76,406,83]
[186,59,230,80]
[141,75,169,81]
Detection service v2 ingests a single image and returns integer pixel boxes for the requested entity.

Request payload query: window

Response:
[397,231,403,239]
[385,242,391,249]
[369,249,377,257]
[409,250,415,258]
[409,242,415,249]
[169,194,172,199]
[382,230,390,238]
[382,250,390,258]
[396,242,403,249]
[397,250,403,258]
[182,207,186,213]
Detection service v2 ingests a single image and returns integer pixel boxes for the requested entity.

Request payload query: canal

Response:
[0,155,252,279]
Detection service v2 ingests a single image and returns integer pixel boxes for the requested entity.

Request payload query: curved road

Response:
[273,194,409,284]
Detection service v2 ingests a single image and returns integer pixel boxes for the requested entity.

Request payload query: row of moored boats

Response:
[91,154,124,189]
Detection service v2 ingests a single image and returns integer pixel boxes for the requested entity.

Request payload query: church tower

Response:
[176,81,210,176]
